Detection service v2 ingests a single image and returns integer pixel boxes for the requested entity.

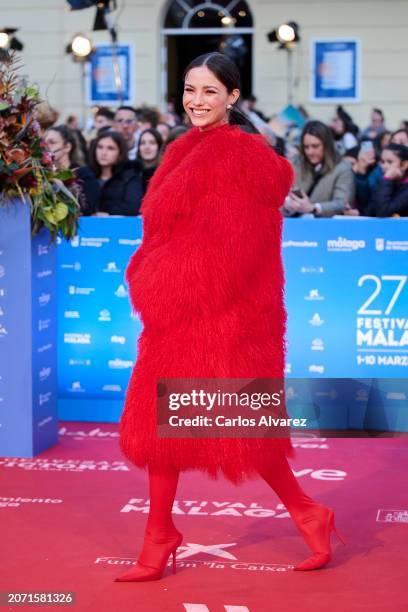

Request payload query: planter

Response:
[0,198,58,456]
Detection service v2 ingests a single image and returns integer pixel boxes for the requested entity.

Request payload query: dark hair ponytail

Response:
[183,52,260,134]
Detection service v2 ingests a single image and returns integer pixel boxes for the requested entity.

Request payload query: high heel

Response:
[115,531,183,582]
[293,506,346,571]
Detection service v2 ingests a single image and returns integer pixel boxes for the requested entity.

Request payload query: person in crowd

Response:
[376,130,392,151]
[34,102,59,135]
[156,122,171,142]
[241,94,270,122]
[283,120,355,217]
[161,99,182,127]
[161,125,190,154]
[349,142,382,216]
[137,106,160,131]
[44,124,99,215]
[136,128,163,194]
[114,105,139,160]
[368,143,408,216]
[331,106,359,155]
[391,129,408,146]
[89,130,143,216]
[399,120,408,132]
[361,108,388,140]
[94,107,115,132]
[66,114,79,131]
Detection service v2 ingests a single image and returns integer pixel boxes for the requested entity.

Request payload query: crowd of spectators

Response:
[37,99,408,218]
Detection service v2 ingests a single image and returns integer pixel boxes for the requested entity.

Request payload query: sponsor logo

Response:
[61,262,82,271]
[59,426,119,440]
[300,266,325,274]
[0,458,129,472]
[305,289,324,301]
[69,381,85,393]
[284,362,292,374]
[64,310,80,319]
[314,388,338,400]
[102,384,123,392]
[0,324,7,337]
[104,261,121,273]
[0,496,63,508]
[0,288,5,297]
[68,286,95,296]
[38,293,51,306]
[38,318,51,331]
[38,343,53,354]
[39,392,52,406]
[108,358,133,369]
[311,338,324,351]
[308,364,325,374]
[68,358,91,366]
[115,284,128,298]
[375,239,408,252]
[0,265,5,278]
[283,240,318,248]
[37,269,52,279]
[118,238,142,246]
[309,313,324,327]
[37,415,53,427]
[98,309,111,322]
[70,237,110,248]
[38,244,49,256]
[327,236,366,252]
[377,509,408,523]
[111,335,126,344]
[0,306,4,316]
[386,392,407,401]
[39,367,52,382]
[64,333,91,344]
[94,554,293,575]
[355,388,369,402]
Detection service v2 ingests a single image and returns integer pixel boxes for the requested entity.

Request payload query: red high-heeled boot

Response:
[115,468,181,582]
[293,505,346,571]
[259,456,346,571]
[115,530,183,582]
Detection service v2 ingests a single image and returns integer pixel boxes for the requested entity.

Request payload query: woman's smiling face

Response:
[183,65,239,130]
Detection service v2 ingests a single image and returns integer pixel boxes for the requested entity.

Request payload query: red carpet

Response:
[1,423,407,612]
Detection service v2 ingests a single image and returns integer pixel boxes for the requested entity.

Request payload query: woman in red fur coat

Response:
[116,53,344,582]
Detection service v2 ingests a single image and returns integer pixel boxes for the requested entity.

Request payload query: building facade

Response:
[2,0,407,128]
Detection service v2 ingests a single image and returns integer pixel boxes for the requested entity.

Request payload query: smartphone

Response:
[360,141,374,152]
[291,188,303,198]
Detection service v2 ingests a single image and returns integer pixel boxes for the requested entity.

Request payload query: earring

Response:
[227,104,232,109]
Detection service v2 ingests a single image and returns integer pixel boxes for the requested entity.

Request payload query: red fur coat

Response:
[119,123,295,483]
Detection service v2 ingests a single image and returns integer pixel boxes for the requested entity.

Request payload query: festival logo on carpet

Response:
[376,509,408,523]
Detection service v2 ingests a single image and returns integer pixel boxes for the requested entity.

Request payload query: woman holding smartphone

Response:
[283,120,355,217]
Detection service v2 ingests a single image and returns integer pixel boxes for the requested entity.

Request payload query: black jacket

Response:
[97,162,144,216]
[74,165,100,215]
[369,176,408,217]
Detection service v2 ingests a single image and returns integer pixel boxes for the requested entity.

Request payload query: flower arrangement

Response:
[0,51,80,240]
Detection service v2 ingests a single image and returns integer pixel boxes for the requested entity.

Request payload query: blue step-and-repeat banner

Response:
[57,218,408,427]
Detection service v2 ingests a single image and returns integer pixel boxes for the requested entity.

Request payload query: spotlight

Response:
[66,34,94,61]
[267,22,300,49]
[0,28,24,51]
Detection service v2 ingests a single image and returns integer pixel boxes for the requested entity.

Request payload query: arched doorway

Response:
[161,0,254,115]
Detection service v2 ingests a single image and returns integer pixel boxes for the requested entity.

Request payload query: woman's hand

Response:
[384,166,404,180]
[353,148,376,174]
[344,203,360,216]
[285,190,314,214]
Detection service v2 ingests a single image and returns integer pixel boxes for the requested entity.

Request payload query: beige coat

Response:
[290,157,355,217]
